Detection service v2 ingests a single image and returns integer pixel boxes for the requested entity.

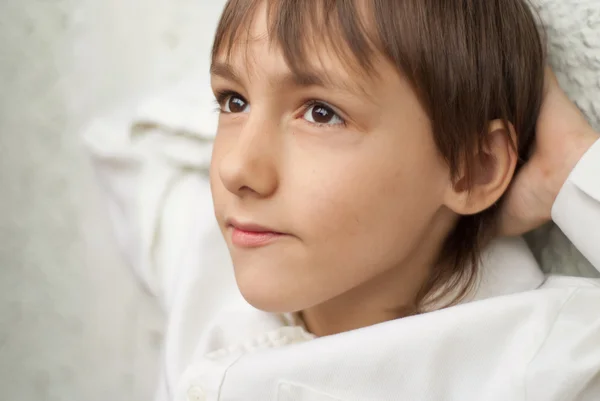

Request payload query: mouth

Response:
[226,218,287,248]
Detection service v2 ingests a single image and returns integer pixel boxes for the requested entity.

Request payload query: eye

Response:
[302,102,344,126]
[218,92,250,113]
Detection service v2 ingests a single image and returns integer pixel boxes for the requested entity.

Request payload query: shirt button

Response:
[187,386,206,401]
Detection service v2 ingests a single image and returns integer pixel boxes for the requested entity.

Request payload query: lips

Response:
[226,218,286,248]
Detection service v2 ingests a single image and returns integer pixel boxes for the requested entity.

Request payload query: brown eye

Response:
[223,94,249,113]
[312,105,334,123]
[303,102,344,126]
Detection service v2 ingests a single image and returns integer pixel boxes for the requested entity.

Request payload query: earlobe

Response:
[444,120,518,216]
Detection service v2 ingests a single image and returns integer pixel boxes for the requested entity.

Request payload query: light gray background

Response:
[0,1,225,400]
[0,0,597,400]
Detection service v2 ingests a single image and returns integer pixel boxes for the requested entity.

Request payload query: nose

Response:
[217,115,280,199]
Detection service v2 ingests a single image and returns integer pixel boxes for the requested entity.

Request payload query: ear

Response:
[443,120,518,216]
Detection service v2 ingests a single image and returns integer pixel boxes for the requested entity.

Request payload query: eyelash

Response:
[213,89,240,112]
[302,100,346,128]
[213,90,346,128]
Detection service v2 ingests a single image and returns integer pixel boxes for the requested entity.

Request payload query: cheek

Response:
[209,141,222,184]
[303,164,438,244]
[209,134,228,217]
[288,140,447,282]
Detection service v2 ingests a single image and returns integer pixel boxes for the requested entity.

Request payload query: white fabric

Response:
[83,67,218,310]
[85,72,600,400]
[165,141,600,401]
[553,140,600,269]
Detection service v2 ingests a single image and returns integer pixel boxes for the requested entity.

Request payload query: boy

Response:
[88,1,600,400]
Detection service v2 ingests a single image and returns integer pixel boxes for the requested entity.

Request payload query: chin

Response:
[237,279,303,313]
[233,267,312,313]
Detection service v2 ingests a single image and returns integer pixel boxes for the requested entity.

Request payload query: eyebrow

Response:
[210,61,365,95]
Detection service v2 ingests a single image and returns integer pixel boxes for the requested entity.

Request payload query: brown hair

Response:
[211,0,545,311]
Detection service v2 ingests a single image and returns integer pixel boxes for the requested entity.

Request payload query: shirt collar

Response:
[457,236,545,304]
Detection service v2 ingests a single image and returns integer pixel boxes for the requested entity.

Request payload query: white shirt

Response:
[84,82,600,400]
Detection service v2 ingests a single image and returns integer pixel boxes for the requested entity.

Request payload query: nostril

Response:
[237,185,259,196]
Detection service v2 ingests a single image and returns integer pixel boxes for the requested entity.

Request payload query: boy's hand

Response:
[496,68,599,237]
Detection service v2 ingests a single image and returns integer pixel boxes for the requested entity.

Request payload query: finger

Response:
[542,67,556,100]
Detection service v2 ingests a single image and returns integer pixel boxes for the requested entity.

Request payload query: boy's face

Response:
[210,10,455,313]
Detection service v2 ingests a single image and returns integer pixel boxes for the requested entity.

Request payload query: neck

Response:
[300,208,457,337]
[301,243,442,337]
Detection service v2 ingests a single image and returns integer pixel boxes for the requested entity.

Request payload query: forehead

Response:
[211,0,385,88]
